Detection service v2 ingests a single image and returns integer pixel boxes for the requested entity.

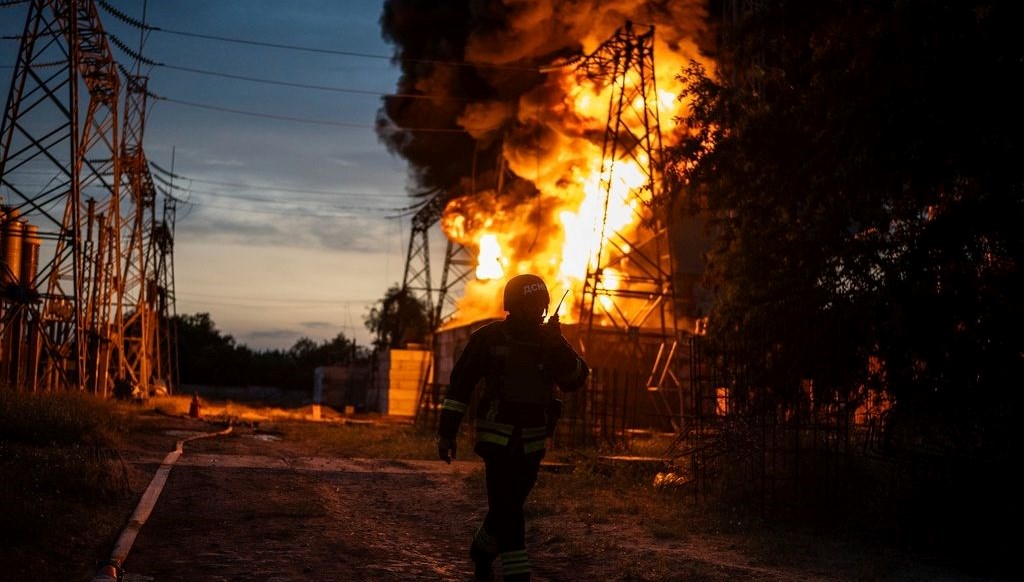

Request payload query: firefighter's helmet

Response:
[503,274,549,313]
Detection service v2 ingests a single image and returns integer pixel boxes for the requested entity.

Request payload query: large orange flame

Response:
[440,17,714,328]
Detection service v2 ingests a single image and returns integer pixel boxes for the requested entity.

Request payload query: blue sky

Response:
[1,0,418,350]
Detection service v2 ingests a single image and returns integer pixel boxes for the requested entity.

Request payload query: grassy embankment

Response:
[0,389,138,581]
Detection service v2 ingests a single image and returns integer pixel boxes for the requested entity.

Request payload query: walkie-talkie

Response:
[548,289,570,324]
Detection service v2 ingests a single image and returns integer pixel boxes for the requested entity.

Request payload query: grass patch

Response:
[0,388,132,447]
[0,389,139,582]
[278,419,439,459]
[528,451,701,542]
[0,390,134,508]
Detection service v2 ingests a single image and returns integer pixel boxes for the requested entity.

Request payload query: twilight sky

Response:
[1,0,418,351]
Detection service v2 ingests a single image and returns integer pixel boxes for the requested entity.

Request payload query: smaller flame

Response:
[475,233,505,280]
[598,267,621,312]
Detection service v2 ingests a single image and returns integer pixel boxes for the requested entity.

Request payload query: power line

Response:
[149,171,408,200]
[157,27,540,72]
[182,198,405,219]
[153,95,469,133]
[175,186,411,213]
[161,62,388,96]
[157,62,471,103]
[155,95,372,129]
[161,27,393,61]
[93,0,540,72]
[153,165,431,215]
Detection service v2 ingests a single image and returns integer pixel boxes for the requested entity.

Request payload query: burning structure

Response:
[379,1,717,439]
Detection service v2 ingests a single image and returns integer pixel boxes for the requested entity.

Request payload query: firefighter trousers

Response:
[472,440,543,581]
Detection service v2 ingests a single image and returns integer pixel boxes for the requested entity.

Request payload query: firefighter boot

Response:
[471,562,494,582]
[499,550,531,581]
[470,545,495,582]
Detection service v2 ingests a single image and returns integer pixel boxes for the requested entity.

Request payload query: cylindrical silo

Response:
[20,223,41,290]
[2,218,24,286]
[0,209,6,286]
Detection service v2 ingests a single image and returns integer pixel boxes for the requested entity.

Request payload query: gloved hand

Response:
[544,311,561,332]
[540,313,563,348]
[545,398,564,438]
[541,315,576,372]
[437,436,456,464]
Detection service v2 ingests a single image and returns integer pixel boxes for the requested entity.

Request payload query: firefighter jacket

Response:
[438,316,589,456]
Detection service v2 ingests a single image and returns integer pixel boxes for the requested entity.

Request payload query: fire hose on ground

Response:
[90,425,234,582]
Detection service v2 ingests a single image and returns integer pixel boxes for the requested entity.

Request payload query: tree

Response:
[670,0,1021,445]
[174,314,370,391]
[364,284,430,350]
[173,313,251,387]
[319,332,368,364]
[664,3,1021,558]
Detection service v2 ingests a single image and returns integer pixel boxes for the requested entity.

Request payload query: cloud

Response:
[300,321,334,329]
[175,202,396,253]
[248,329,300,341]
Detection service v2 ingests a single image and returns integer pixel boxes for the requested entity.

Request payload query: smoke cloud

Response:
[377,0,713,198]
[377,0,715,323]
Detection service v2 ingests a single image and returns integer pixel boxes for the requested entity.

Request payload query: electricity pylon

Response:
[575,21,686,431]
[153,192,177,392]
[402,187,476,423]
[119,65,160,396]
[401,189,475,330]
[401,190,443,329]
[0,0,126,393]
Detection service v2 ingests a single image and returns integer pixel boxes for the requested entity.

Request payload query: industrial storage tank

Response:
[1,213,23,286]
[19,223,40,289]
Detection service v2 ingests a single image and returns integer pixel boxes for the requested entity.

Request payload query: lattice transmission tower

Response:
[401,188,476,331]
[0,0,171,394]
[152,191,177,391]
[116,28,169,396]
[402,140,522,333]
[574,21,687,431]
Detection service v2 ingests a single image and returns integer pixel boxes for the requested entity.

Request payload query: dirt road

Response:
[119,422,484,581]
[111,414,996,582]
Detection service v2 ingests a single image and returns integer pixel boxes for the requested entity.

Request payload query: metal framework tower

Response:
[575,22,686,431]
[119,68,160,396]
[153,192,177,392]
[401,190,443,329]
[401,189,476,330]
[403,185,480,424]
[1,0,172,395]
[0,0,126,392]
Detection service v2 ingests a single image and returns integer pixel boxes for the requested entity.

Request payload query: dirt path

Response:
[112,415,997,582]
[120,425,484,581]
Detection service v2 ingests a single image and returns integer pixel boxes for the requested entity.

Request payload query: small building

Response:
[368,347,432,417]
[314,363,371,412]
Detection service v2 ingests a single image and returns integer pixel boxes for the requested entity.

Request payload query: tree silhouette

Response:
[364,284,430,350]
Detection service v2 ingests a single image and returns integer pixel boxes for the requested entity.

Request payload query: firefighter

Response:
[437,274,589,582]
